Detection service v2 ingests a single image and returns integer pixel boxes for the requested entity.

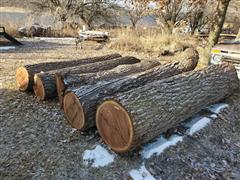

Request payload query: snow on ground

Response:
[236,66,240,79]
[0,46,15,51]
[38,37,75,44]
[185,117,211,136]
[81,103,229,177]
[140,103,229,159]
[129,164,157,180]
[207,103,229,114]
[210,114,218,119]
[141,135,183,159]
[83,145,115,167]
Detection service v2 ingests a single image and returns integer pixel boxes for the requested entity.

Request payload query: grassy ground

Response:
[108,28,198,56]
[0,38,240,179]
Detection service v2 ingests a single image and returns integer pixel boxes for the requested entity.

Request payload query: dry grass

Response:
[2,22,20,37]
[2,22,79,38]
[108,28,199,55]
[51,25,79,37]
[0,7,29,13]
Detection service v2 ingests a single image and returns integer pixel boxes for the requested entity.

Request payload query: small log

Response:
[16,53,121,92]
[63,48,199,130]
[96,63,239,153]
[80,31,109,39]
[34,56,140,101]
[56,60,161,108]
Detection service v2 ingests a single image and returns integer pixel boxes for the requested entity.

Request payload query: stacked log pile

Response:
[16,53,121,91]
[56,60,161,108]
[15,48,239,154]
[63,48,199,130]
[33,56,140,101]
[79,30,109,42]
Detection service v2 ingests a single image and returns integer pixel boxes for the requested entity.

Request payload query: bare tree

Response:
[153,0,196,32]
[30,0,119,29]
[122,0,149,28]
[187,1,214,34]
[135,0,208,33]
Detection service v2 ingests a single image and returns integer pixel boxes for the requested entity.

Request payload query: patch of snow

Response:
[70,128,77,133]
[39,37,75,41]
[141,135,183,159]
[133,103,228,172]
[210,114,218,119]
[0,46,15,50]
[83,145,114,167]
[129,164,156,180]
[60,139,68,143]
[207,103,229,114]
[185,117,211,136]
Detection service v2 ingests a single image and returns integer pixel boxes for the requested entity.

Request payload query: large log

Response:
[34,56,140,101]
[56,60,161,108]
[96,63,239,153]
[15,53,121,92]
[63,48,199,130]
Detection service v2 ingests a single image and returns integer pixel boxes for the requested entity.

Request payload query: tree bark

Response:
[34,56,140,101]
[96,63,239,153]
[201,0,230,65]
[15,53,121,92]
[56,60,161,108]
[63,48,199,131]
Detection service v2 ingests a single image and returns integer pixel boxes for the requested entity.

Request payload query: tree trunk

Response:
[201,0,230,65]
[34,56,140,101]
[15,53,121,92]
[96,63,239,153]
[56,60,161,108]
[63,48,199,131]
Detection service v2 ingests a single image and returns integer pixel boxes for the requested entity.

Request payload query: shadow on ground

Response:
[1,86,240,179]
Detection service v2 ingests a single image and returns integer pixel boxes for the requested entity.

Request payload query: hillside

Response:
[1,0,239,21]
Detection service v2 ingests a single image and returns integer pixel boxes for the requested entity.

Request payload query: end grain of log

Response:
[34,56,140,101]
[16,53,121,92]
[63,48,199,130]
[56,60,161,108]
[96,63,239,153]
[16,67,30,91]
[34,73,57,101]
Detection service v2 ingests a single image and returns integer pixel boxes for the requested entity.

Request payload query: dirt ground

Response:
[0,39,240,179]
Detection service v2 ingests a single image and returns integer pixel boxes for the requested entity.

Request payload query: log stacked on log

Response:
[96,63,239,153]
[63,48,199,130]
[33,56,140,101]
[56,60,161,108]
[79,30,109,42]
[15,53,121,92]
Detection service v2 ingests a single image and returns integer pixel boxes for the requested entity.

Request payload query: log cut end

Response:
[33,74,45,101]
[16,67,29,91]
[96,100,133,153]
[178,48,199,71]
[63,92,85,129]
[55,73,66,108]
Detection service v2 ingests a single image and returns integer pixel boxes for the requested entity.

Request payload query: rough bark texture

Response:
[56,60,161,107]
[96,63,239,152]
[34,56,140,100]
[16,53,121,91]
[34,73,56,101]
[64,48,199,130]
